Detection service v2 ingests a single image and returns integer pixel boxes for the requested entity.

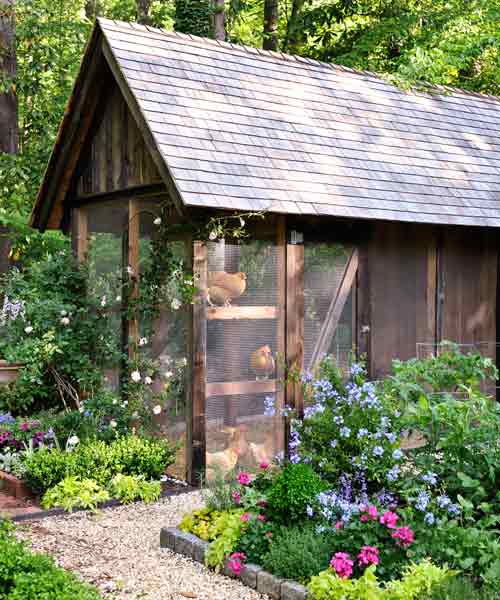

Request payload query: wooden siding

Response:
[441,228,497,348]
[76,81,161,197]
[366,222,437,379]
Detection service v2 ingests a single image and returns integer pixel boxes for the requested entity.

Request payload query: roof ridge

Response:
[97,17,500,105]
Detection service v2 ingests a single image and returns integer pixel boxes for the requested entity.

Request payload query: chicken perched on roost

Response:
[250,345,275,380]
[207,271,247,306]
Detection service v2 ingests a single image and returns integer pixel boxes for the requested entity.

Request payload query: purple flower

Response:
[372,445,384,457]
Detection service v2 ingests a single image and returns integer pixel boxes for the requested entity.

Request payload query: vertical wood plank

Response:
[72,206,88,262]
[276,216,287,456]
[127,198,140,355]
[286,242,304,416]
[189,240,207,486]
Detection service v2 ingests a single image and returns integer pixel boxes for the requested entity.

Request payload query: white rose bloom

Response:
[153,405,162,415]
[239,217,245,227]
[60,310,67,316]
[209,230,217,241]
[126,266,134,276]
[110,420,117,428]
[165,370,173,379]
[116,295,122,303]
[100,295,107,307]
[153,217,162,225]
[24,325,33,334]
[145,376,153,385]
[138,337,148,347]
[67,435,79,446]
[131,370,141,383]
[61,317,70,326]
[171,298,181,311]
[112,398,118,405]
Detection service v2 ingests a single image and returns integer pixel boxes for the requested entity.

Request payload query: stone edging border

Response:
[160,527,309,600]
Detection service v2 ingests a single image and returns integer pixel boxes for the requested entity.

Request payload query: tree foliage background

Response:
[0,0,498,249]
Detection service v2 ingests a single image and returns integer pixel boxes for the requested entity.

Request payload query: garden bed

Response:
[161,526,308,599]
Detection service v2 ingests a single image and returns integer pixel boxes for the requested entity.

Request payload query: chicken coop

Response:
[31,19,500,484]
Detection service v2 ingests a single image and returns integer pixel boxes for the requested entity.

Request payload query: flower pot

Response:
[0,361,24,384]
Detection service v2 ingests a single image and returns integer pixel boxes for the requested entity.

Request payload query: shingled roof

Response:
[33,18,500,228]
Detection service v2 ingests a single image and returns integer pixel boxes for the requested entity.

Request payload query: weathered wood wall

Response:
[360,222,498,379]
[76,82,161,197]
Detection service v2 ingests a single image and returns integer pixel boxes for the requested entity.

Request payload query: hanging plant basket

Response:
[0,360,24,384]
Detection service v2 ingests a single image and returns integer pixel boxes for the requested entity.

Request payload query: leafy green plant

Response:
[236,513,274,564]
[41,477,110,512]
[262,524,335,584]
[205,511,245,570]
[267,463,326,523]
[0,519,102,599]
[424,576,500,600]
[308,560,455,600]
[201,465,241,512]
[108,474,161,504]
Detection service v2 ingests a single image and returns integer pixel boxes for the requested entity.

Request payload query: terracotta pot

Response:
[0,360,24,384]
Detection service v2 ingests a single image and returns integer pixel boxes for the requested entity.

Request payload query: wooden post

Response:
[357,239,371,373]
[189,240,207,486]
[127,198,140,354]
[276,216,287,457]
[72,206,88,262]
[0,0,17,155]
[286,241,304,416]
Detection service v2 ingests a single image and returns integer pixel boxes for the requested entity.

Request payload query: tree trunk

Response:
[213,0,225,41]
[136,0,152,25]
[263,0,278,51]
[284,0,304,53]
[0,0,17,154]
[84,0,102,21]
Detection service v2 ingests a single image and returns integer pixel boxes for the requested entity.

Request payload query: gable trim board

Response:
[31,18,500,232]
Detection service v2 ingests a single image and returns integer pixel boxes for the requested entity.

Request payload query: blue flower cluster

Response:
[0,413,15,425]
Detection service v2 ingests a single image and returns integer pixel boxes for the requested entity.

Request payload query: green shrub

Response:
[108,474,161,504]
[22,435,175,494]
[205,511,245,570]
[22,447,72,494]
[0,520,102,599]
[41,477,110,512]
[267,463,326,523]
[262,524,334,584]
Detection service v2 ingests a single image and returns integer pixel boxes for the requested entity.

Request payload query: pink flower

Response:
[392,526,415,547]
[330,552,354,579]
[259,461,269,470]
[380,511,398,529]
[257,514,266,521]
[257,500,268,508]
[231,491,241,505]
[227,552,246,576]
[335,521,343,530]
[358,546,379,567]
[360,505,378,522]
[240,513,250,522]
[19,423,30,431]
[237,471,251,485]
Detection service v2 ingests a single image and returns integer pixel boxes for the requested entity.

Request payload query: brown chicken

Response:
[250,345,276,380]
[207,271,247,306]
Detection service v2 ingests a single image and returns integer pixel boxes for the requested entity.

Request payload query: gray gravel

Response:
[16,491,268,600]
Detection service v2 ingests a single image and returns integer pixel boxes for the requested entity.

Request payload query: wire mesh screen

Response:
[138,203,189,480]
[86,200,128,390]
[205,239,284,475]
[304,243,356,373]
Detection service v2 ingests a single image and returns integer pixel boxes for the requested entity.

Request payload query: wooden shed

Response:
[31,18,500,483]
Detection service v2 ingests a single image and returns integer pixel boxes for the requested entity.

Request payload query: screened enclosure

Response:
[73,202,361,483]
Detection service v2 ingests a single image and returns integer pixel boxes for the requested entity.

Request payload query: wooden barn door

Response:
[363,222,437,380]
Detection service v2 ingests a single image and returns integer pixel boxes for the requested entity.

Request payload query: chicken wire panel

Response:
[206,240,280,384]
[86,200,128,389]
[138,205,189,479]
[304,243,355,373]
[206,393,284,473]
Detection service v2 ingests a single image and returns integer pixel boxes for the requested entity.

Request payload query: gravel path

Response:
[16,491,267,600]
